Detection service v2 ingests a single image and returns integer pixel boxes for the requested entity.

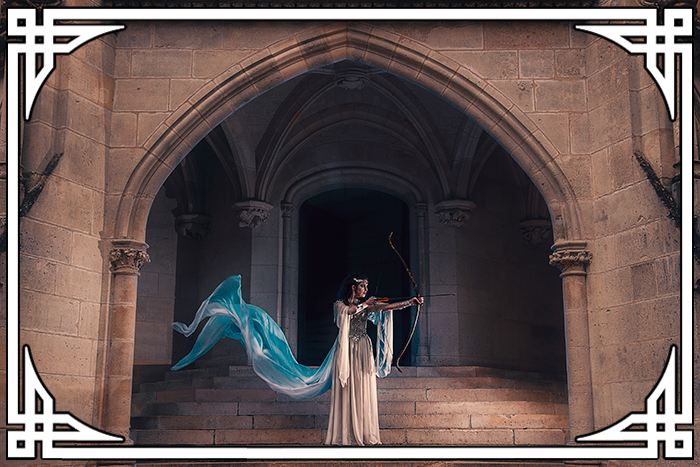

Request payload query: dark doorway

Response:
[297,188,412,367]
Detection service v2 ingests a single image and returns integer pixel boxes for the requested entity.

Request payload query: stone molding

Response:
[109,240,150,275]
[549,241,592,277]
[435,199,476,228]
[174,213,211,240]
[520,219,552,245]
[234,200,274,229]
[414,202,427,217]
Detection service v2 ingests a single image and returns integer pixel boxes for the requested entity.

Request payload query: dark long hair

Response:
[337,274,369,305]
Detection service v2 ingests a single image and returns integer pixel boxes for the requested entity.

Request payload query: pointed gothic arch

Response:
[114,22,583,245]
[113,21,593,440]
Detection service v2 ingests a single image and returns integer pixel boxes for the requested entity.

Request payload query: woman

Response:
[170,274,420,443]
[325,274,422,446]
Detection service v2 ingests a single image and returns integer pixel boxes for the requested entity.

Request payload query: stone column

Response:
[414,203,430,365]
[280,201,297,355]
[104,239,150,439]
[549,240,594,443]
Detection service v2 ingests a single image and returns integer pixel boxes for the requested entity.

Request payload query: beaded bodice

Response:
[349,309,370,342]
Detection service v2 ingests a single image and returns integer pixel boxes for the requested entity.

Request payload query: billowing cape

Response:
[171,275,393,400]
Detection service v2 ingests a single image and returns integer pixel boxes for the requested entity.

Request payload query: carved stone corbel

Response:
[435,199,476,228]
[109,240,150,275]
[520,219,552,245]
[174,213,211,240]
[549,240,592,277]
[234,200,274,229]
[281,201,294,219]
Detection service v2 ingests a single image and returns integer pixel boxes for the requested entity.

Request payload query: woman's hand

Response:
[411,297,424,306]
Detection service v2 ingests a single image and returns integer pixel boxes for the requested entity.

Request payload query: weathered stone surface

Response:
[520,50,555,79]
[114,79,170,111]
[444,51,518,79]
[534,80,586,112]
[132,50,193,78]
[483,22,569,50]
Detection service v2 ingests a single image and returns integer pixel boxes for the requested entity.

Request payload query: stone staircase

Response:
[130,365,569,447]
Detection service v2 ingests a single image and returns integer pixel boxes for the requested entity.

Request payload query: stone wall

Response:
[18,30,118,430]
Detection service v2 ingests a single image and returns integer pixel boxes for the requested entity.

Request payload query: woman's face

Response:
[353,281,368,299]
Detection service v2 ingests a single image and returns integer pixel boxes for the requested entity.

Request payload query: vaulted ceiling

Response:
[164,59,549,230]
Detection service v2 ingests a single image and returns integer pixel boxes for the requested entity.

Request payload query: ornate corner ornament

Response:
[435,199,476,227]
[574,7,691,120]
[234,200,274,229]
[109,240,151,275]
[7,347,124,458]
[7,9,126,120]
[5,6,693,463]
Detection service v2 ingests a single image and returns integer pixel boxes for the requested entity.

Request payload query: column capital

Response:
[435,199,476,228]
[109,239,150,275]
[281,201,294,218]
[414,202,427,217]
[233,200,273,229]
[174,213,211,240]
[520,219,552,245]
[549,240,592,277]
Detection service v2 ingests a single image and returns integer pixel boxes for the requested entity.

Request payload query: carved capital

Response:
[281,201,294,219]
[520,219,552,245]
[174,213,210,240]
[414,202,427,217]
[110,240,150,275]
[234,200,273,229]
[335,67,370,90]
[435,199,476,228]
[549,241,592,277]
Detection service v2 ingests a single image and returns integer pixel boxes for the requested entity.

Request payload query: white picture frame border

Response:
[4,5,694,462]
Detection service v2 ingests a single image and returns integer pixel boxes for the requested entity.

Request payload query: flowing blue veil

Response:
[171,275,392,400]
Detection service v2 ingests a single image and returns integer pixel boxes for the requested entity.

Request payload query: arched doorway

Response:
[297,188,412,367]
[116,23,590,442]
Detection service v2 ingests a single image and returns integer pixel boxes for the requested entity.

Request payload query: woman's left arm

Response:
[373,297,423,312]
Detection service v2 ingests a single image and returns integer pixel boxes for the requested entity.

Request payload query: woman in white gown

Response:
[324,275,421,446]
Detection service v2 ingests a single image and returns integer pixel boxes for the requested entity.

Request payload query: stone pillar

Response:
[104,239,150,439]
[549,240,594,443]
[281,201,297,355]
[414,202,430,365]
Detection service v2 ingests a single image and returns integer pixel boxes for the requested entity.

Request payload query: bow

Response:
[388,232,421,372]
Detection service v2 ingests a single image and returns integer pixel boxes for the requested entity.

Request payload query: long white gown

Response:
[324,300,382,446]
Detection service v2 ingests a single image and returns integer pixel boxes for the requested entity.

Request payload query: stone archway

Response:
[109,22,592,441]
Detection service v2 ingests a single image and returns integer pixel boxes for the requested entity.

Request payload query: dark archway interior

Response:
[135,58,567,378]
[297,188,411,366]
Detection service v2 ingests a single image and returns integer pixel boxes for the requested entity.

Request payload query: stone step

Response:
[133,385,566,410]
[162,365,566,383]
[131,412,569,432]
[132,365,569,447]
[130,425,569,446]
[134,398,567,419]
[143,372,566,395]
[131,428,325,446]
